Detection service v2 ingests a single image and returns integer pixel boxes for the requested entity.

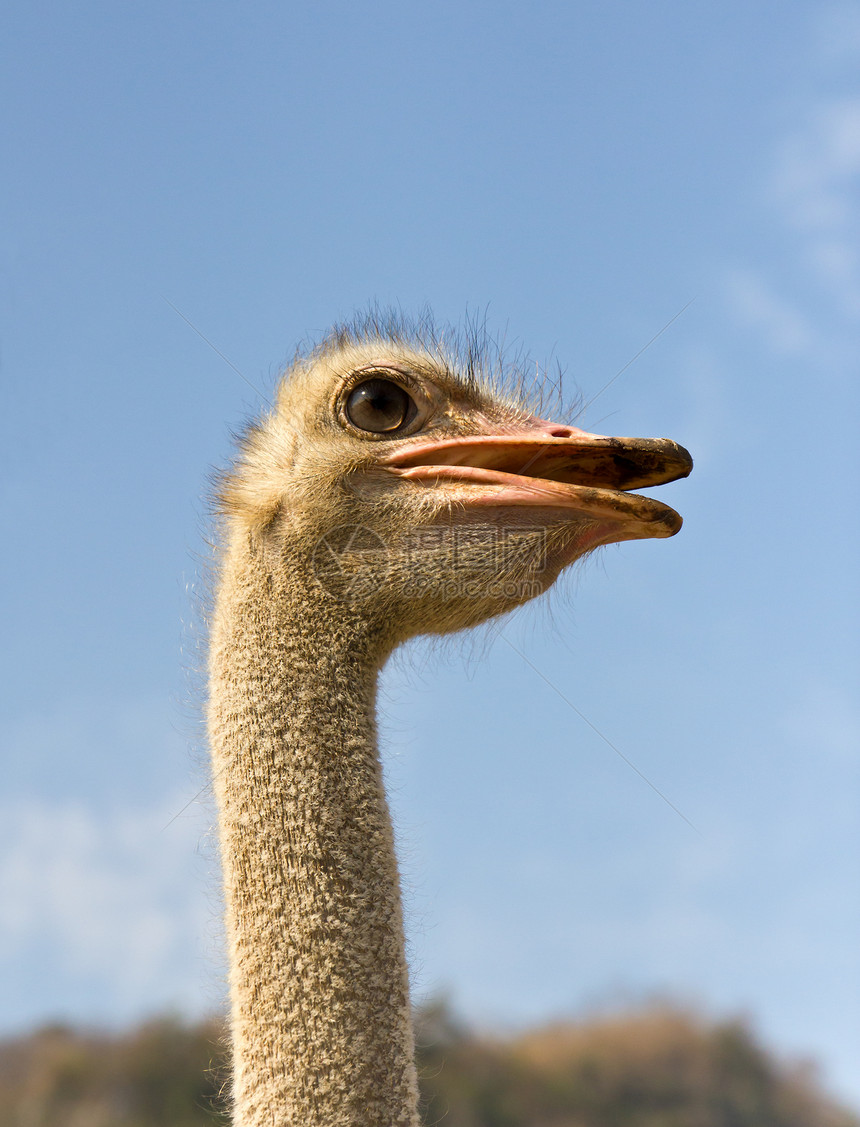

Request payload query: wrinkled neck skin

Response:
[207,528,419,1127]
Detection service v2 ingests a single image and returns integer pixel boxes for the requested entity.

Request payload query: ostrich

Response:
[206,316,692,1126]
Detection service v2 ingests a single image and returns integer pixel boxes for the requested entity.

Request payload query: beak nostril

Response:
[548,427,573,438]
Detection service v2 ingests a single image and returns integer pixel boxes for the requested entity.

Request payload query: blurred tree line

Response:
[0,1001,855,1127]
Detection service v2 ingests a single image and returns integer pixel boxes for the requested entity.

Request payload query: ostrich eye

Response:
[345,378,415,433]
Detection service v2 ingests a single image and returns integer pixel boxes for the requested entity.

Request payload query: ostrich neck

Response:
[207,533,419,1126]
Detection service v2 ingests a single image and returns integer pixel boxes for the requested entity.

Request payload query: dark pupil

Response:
[346,379,412,433]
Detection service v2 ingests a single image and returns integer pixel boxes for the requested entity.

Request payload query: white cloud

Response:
[771,95,860,316]
[775,99,860,227]
[725,269,815,356]
[0,795,223,1027]
[726,15,860,354]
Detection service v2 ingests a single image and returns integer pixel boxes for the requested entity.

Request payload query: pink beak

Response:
[383,419,693,545]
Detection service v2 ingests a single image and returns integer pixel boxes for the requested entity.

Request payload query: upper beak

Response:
[381,421,693,542]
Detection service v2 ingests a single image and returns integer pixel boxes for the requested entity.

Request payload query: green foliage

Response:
[0,1004,855,1127]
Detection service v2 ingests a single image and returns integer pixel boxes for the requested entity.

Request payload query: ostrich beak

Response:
[382,421,693,545]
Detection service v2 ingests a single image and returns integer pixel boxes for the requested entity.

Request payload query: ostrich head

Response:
[208,316,693,1125]
[219,319,692,646]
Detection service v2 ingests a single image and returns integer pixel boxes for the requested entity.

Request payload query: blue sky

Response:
[1,0,858,1107]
